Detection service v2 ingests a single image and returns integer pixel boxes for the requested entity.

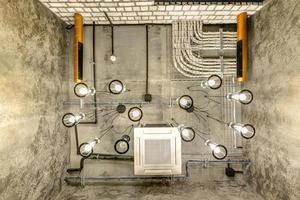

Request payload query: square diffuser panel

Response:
[134,127,182,175]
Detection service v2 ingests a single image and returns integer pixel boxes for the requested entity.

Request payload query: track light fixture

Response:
[79,138,100,158]
[108,80,126,94]
[205,140,228,160]
[74,82,96,98]
[227,89,253,104]
[201,74,222,90]
[62,112,85,127]
[114,135,130,154]
[178,125,196,142]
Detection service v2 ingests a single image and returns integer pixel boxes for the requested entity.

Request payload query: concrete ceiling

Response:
[39,0,264,24]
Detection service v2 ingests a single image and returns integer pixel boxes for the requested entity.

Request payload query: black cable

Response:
[146,25,149,94]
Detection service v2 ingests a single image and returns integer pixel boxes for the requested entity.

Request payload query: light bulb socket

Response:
[116,104,126,113]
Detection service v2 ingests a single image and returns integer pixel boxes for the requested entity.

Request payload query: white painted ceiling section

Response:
[39,0,264,24]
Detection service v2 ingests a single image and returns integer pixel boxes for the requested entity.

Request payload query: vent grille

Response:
[144,140,172,165]
[134,127,182,175]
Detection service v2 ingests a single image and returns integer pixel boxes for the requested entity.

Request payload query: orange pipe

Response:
[237,12,247,82]
[74,13,83,83]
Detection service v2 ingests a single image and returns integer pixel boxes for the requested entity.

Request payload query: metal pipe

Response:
[89,153,133,161]
[65,159,250,185]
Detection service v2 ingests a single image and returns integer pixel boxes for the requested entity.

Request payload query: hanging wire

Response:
[203,95,222,104]
[206,115,227,125]
[98,125,114,140]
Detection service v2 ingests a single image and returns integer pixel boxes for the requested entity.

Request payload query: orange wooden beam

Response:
[74,13,83,83]
[237,12,247,82]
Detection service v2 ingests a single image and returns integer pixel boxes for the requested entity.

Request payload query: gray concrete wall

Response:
[0,0,69,199]
[244,0,300,199]
[58,24,263,200]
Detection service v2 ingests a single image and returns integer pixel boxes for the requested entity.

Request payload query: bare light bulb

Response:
[79,138,100,158]
[229,122,255,139]
[110,55,117,62]
[132,110,140,118]
[62,112,85,128]
[200,75,222,89]
[114,84,123,93]
[178,126,195,142]
[205,140,227,160]
[180,98,188,106]
[208,79,216,87]
[79,87,88,96]
[74,82,96,98]
[227,89,253,104]
[68,116,76,124]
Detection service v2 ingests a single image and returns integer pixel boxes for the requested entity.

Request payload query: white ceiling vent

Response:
[134,127,182,176]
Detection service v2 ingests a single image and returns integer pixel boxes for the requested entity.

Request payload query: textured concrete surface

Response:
[0,0,69,199]
[244,0,300,199]
[55,182,263,200]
